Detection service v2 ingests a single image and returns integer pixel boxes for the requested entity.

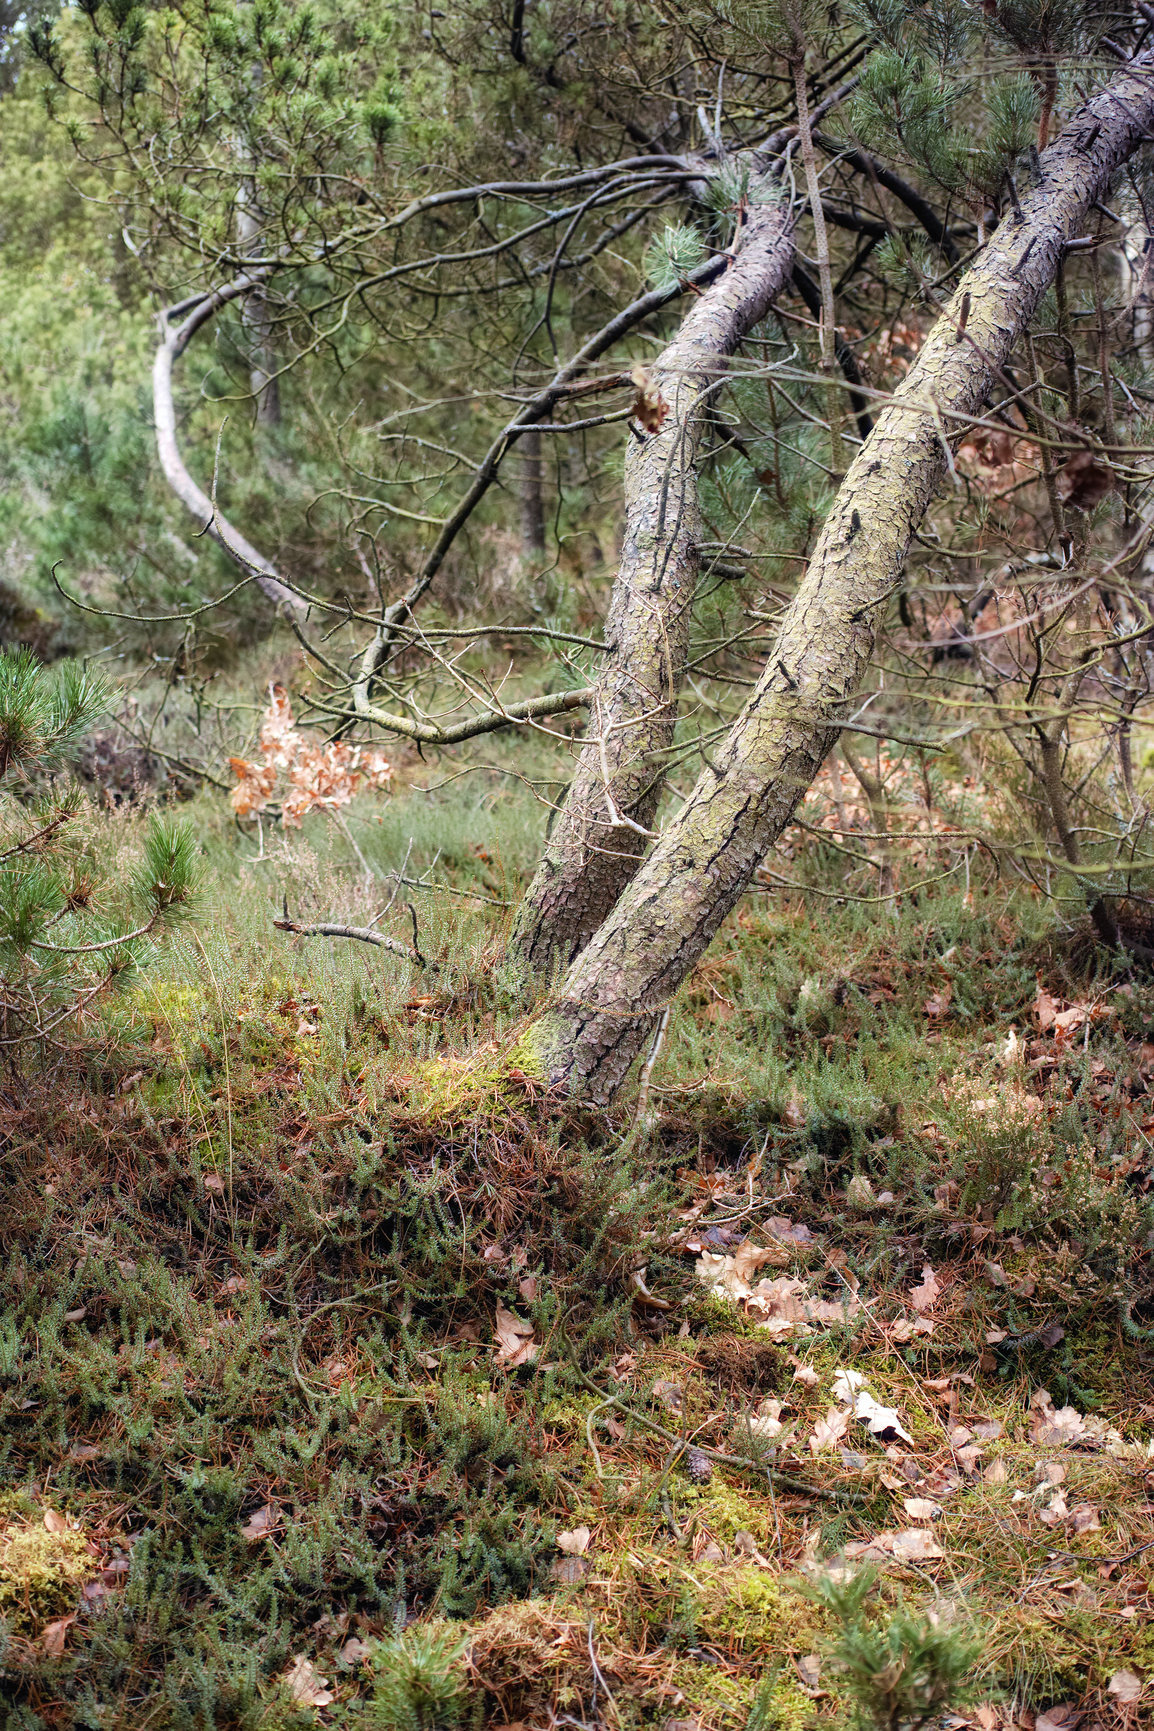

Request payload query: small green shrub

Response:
[0,648,199,1054]
[366,1624,469,1730]
[808,1568,983,1731]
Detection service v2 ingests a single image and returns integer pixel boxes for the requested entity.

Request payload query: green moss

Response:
[679,1475,774,1546]
[694,1566,818,1654]
[0,1511,92,1633]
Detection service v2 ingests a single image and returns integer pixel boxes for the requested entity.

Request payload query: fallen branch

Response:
[273,909,428,968]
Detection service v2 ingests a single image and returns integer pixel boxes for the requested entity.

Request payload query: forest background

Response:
[1,2,1154,1729]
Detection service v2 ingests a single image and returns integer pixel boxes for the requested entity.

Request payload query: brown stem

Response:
[839,738,895,898]
[793,50,845,480]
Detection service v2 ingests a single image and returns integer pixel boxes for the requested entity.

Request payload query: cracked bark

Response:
[508,195,795,973]
[517,54,1154,1104]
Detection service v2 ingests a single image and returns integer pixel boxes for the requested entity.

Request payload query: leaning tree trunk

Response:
[517,56,1154,1104]
[509,192,795,972]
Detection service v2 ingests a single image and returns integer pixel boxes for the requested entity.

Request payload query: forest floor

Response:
[0,775,1152,1731]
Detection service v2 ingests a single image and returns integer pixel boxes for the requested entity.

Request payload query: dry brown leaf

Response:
[517,1275,539,1305]
[1035,1707,1080,1731]
[908,1264,941,1313]
[923,985,952,1019]
[1070,1504,1100,1534]
[629,364,669,434]
[556,1526,591,1557]
[284,1654,335,1708]
[340,1636,372,1666]
[1107,1670,1143,1705]
[40,1614,77,1658]
[902,1497,942,1520]
[43,1509,68,1534]
[493,1302,537,1368]
[1035,985,1061,1030]
[809,1406,851,1453]
[240,1504,278,1542]
[1058,447,1115,511]
[652,1379,684,1414]
[1030,1391,1087,1448]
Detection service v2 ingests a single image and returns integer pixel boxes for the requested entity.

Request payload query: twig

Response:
[569,1359,864,1505]
[273,911,427,967]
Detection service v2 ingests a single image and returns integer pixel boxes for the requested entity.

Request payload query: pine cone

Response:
[684,1447,712,1486]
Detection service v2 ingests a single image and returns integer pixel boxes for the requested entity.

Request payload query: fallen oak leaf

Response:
[40,1614,77,1659]
[240,1503,278,1542]
[908,1264,941,1313]
[493,1302,537,1368]
[283,1655,335,1708]
[1107,1670,1144,1705]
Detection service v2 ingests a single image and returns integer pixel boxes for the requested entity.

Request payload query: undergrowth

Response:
[0,780,1150,1729]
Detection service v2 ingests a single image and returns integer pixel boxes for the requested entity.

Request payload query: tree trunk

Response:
[519,425,547,555]
[516,58,1154,1104]
[508,193,794,972]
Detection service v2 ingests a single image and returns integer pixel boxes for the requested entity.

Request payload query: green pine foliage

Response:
[807,1568,983,1731]
[365,1626,468,1730]
[0,649,199,1051]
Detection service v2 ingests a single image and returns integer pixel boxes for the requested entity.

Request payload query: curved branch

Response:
[153,285,306,614]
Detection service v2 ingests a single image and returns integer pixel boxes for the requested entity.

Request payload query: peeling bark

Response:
[520,57,1154,1104]
[509,194,795,972]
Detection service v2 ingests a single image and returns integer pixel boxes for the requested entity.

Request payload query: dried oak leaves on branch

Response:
[229,685,392,826]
